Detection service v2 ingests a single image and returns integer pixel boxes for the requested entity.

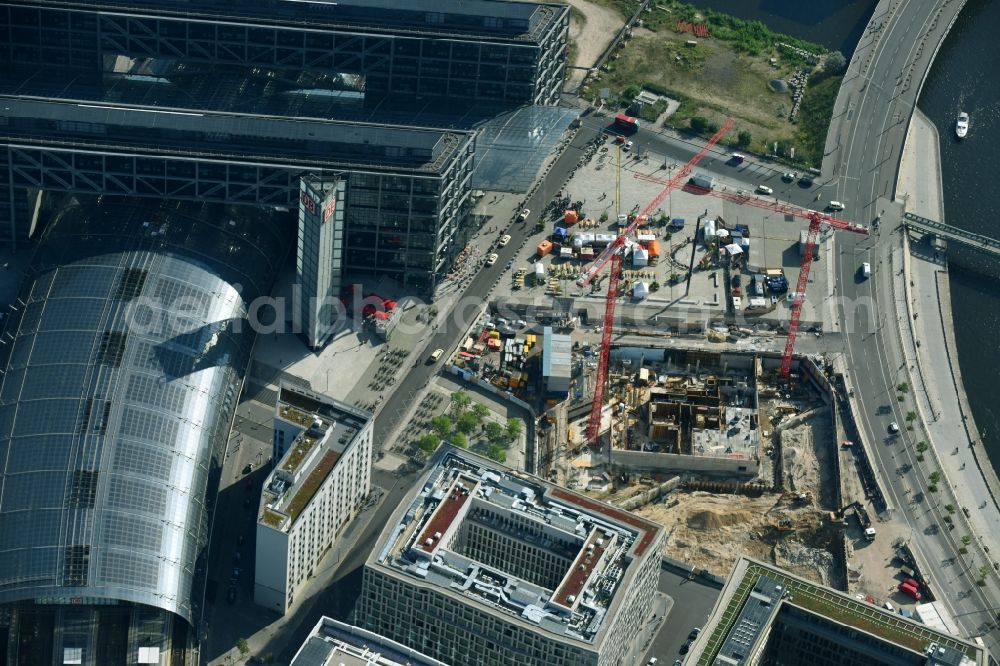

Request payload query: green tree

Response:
[944,504,956,514]
[430,414,453,438]
[450,432,469,449]
[505,418,522,442]
[456,411,479,434]
[450,391,472,413]
[485,421,505,442]
[737,130,752,148]
[928,470,942,485]
[621,84,640,101]
[650,281,660,292]
[236,638,250,656]
[485,444,507,463]
[599,211,609,223]
[823,50,847,75]
[689,116,709,134]
[471,403,490,421]
[962,534,972,547]
[418,434,439,454]
[905,410,918,422]
[897,382,909,393]
[916,441,929,454]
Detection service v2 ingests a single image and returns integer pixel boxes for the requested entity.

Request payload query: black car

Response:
[242,463,253,475]
[799,175,814,187]
[680,642,691,655]
[731,275,742,288]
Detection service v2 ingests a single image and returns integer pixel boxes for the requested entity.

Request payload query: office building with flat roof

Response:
[358,447,666,666]
[0,0,569,107]
[0,0,569,324]
[256,384,373,614]
[290,616,448,666]
[689,557,988,666]
[0,197,288,665]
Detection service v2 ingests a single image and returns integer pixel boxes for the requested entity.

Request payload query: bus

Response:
[614,113,640,132]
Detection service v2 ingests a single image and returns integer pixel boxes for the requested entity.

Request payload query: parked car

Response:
[888,422,900,434]
[518,208,530,220]
[688,627,702,640]
[729,153,745,164]
[756,185,773,195]
[499,234,511,247]
[623,140,634,151]
[782,172,796,182]
[828,200,846,211]
[486,253,499,266]
[731,274,742,287]
[799,174,815,186]
[242,463,253,475]
[428,348,444,363]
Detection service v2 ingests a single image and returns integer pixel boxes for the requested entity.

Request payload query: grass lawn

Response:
[795,75,842,166]
[580,0,838,169]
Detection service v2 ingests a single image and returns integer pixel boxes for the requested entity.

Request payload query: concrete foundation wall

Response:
[610,449,758,477]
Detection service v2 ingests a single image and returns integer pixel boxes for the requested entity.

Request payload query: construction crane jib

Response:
[584,118,735,446]
[576,117,736,289]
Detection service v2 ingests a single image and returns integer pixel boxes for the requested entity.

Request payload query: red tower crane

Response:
[632,174,870,377]
[584,118,735,446]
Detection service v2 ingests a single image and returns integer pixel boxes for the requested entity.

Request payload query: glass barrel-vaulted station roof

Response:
[0,197,286,623]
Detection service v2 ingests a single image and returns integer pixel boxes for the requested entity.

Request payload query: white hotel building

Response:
[254,383,373,614]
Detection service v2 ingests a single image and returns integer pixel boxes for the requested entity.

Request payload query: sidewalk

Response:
[892,109,1000,580]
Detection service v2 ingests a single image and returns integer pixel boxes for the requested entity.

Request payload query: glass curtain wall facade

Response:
[0,197,288,665]
[0,1,569,106]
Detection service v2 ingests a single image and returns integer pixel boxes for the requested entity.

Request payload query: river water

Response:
[687,0,877,56]
[686,0,1000,478]
[916,0,1000,479]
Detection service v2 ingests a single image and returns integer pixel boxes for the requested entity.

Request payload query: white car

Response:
[623,140,634,151]
[828,200,845,212]
[499,234,511,247]
[518,208,530,220]
[888,422,900,434]
[782,172,796,182]
[486,253,499,266]
[756,185,773,195]
[429,349,444,363]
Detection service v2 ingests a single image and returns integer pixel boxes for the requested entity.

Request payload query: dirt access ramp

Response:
[564,0,626,89]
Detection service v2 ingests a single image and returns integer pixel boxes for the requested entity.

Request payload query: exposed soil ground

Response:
[564,0,626,89]
[637,491,837,585]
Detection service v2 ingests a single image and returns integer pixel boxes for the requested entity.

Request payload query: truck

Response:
[689,173,714,190]
[613,113,640,133]
[898,581,922,600]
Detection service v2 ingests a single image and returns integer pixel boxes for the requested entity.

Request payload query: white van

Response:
[828,200,845,211]
[861,262,872,279]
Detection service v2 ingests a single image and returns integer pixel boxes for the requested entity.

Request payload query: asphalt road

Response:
[372,118,605,466]
[822,0,999,650]
[579,115,827,213]
[642,569,721,665]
